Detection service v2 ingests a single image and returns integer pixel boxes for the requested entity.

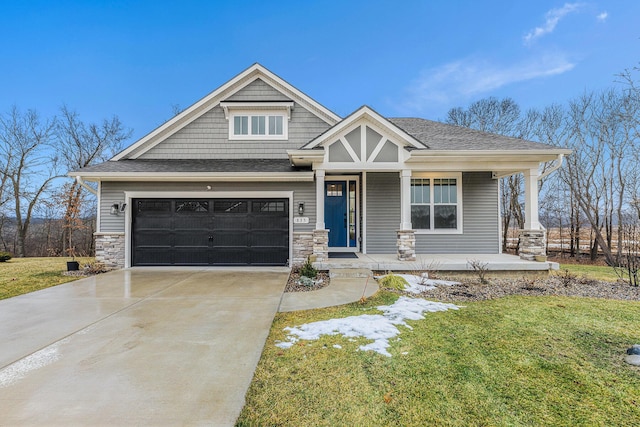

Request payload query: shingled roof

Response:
[388,118,557,151]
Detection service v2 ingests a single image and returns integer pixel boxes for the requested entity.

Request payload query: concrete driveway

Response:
[0,267,289,426]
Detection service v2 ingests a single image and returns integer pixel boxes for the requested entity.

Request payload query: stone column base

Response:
[397,229,416,261]
[95,232,125,269]
[292,231,314,266]
[312,229,329,263]
[519,229,546,261]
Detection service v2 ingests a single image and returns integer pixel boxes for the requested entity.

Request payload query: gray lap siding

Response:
[365,171,499,254]
[365,172,401,254]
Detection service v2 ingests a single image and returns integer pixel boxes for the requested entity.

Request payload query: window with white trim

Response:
[411,175,462,232]
[229,113,287,140]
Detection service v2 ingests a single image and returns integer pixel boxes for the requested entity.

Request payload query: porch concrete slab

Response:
[315,253,558,271]
[0,268,288,426]
[279,275,379,312]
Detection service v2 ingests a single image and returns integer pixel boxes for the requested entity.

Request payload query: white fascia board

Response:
[112,64,340,161]
[408,149,571,160]
[304,106,427,150]
[407,151,569,165]
[68,172,315,182]
[409,161,542,172]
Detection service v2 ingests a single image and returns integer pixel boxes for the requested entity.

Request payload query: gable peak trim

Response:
[301,105,428,151]
[112,63,340,161]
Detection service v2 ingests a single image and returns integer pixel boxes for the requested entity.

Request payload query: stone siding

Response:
[95,233,125,269]
[292,231,314,266]
[519,229,547,261]
[312,229,329,263]
[397,230,416,261]
[292,229,329,266]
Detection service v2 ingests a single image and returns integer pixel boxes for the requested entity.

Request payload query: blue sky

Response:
[1,0,638,142]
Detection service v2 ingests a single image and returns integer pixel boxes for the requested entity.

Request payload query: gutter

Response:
[538,154,564,181]
[69,172,315,183]
[75,176,97,196]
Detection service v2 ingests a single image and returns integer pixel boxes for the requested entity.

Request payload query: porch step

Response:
[329,268,373,279]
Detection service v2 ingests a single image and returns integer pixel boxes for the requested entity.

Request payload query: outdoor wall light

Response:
[298,202,305,216]
[110,203,127,215]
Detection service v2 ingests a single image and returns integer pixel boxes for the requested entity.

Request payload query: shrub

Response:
[467,259,490,284]
[0,252,12,262]
[559,269,576,287]
[82,261,108,275]
[300,256,318,279]
[379,273,408,290]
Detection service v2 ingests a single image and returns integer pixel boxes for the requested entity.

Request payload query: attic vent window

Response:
[221,101,293,141]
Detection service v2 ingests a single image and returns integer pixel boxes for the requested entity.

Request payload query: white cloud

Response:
[399,53,575,113]
[524,3,583,44]
[596,11,608,22]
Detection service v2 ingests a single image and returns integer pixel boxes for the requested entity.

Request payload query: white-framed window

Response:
[411,173,462,233]
[228,113,287,140]
[221,101,293,141]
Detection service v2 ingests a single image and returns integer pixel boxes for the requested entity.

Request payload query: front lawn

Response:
[0,257,93,300]
[238,291,640,426]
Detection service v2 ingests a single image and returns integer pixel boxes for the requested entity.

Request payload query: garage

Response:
[132,198,289,266]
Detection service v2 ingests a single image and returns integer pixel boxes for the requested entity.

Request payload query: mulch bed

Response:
[285,270,330,292]
[394,275,640,302]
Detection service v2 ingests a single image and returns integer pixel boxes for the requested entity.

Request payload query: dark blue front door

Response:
[325,181,347,247]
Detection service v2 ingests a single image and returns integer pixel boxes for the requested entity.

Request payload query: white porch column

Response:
[315,169,325,230]
[524,168,541,230]
[400,169,412,230]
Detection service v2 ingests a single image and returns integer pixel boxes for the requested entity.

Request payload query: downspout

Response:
[75,176,97,196]
[538,154,564,181]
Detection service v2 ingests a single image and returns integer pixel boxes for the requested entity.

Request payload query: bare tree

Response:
[0,106,59,257]
[560,84,640,265]
[56,105,131,256]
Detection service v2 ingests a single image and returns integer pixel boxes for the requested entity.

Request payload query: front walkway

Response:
[0,267,288,426]
[279,269,379,312]
[314,253,558,272]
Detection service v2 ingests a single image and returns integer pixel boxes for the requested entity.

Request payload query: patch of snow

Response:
[333,344,342,349]
[395,274,459,294]
[276,297,459,357]
[275,341,295,349]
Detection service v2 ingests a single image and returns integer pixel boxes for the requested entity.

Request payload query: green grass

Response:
[237,291,640,426]
[557,263,621,282]
[0,257,93,300]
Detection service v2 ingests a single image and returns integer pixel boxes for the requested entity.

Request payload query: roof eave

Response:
[69,171,315,182]
[407,148,571,163]
[287,149,325,167]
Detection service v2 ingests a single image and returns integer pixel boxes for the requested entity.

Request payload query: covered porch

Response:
[314,252,559,273]
[289,107,571,266]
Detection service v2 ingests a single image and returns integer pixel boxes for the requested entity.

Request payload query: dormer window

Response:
[221,101,293,140]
